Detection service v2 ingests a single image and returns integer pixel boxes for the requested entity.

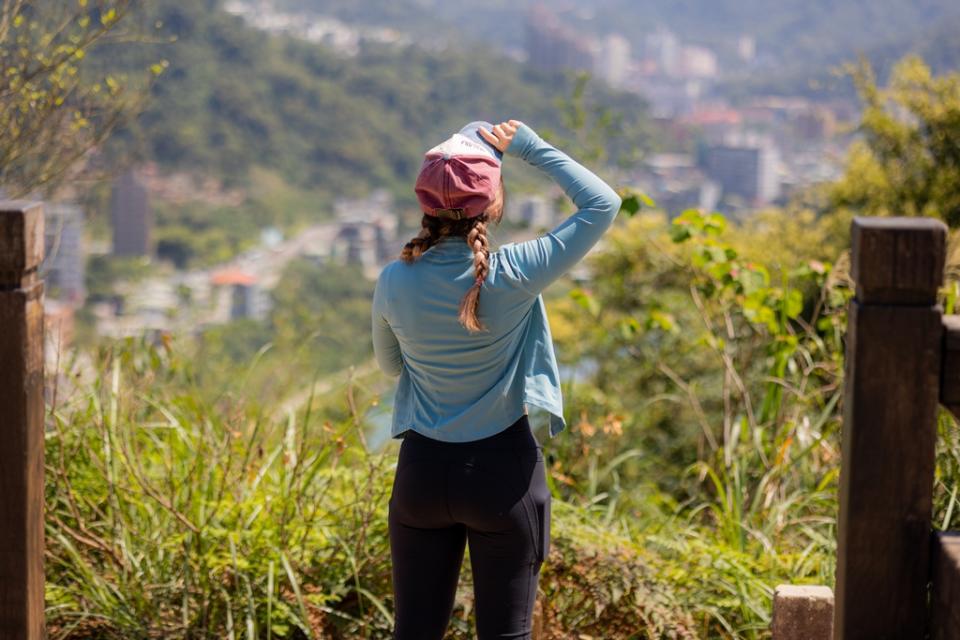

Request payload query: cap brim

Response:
[458,121,503,164]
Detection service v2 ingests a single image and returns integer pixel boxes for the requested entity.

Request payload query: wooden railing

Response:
[0,201,46,640]
[774,217,960,640]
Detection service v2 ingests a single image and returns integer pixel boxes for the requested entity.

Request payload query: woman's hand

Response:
[479,119,522,153]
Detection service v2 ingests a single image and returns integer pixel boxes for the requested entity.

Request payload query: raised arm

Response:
[371,272,403,377]
[495,122,622,296]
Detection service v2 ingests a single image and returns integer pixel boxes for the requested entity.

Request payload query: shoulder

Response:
[374,259,404,298]
[377,258,404,283]
[491,242,535,296]
[492,242,518,271]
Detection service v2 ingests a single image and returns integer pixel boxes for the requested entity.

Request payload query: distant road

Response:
[206,222,342,290]
[277,357,380,416]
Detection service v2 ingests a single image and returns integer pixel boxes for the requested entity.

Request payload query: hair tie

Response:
[475,274,484,286]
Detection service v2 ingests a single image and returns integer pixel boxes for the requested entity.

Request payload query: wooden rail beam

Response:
[0,201,46,639]
[932,532,960,640]
[835,216,946,639]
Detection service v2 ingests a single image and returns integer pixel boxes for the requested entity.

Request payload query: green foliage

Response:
[619,187,656,218]
[154,200,267,268]
[540,72,647,169]
[85,254,153,303]
[830,56,960,225]
[192,260,376,402]
[547,201,960,634]
[545,208,850,635]
[269,259,376,371]
[0,0,153,196]
[723,13,960,100]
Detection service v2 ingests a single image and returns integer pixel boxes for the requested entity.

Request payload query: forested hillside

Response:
[723,13,960,98]
[101,0,649,198]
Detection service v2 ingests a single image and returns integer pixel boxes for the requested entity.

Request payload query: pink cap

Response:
[415,129,502,220]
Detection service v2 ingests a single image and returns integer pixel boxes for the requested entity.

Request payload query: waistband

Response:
[400,414,539,451]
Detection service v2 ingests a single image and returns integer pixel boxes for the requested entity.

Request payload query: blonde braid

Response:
[459,218,490,333]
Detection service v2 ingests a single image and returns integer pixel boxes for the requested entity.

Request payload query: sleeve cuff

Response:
[505,122,542,160]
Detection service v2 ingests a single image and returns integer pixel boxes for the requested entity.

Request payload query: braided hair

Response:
[400,177,504,333]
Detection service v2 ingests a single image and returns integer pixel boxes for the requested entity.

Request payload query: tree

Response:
[0,0,157,196]
[830,56,960,226]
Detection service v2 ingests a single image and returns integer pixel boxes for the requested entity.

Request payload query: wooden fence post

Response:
[835,217,947,638]
[0,202,46,639]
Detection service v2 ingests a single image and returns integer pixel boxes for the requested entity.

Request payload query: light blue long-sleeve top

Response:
[371,123,621,442]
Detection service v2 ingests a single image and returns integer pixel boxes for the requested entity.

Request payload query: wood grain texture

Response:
[0,202,44,290]
[836,303,941,638]
[932,532,960,640]
[0,203,46,640]
[836,217,945,639]
[850,216,946,306]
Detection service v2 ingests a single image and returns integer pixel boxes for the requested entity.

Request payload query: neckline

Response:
[425,236,473,256]
[435,236,470,248]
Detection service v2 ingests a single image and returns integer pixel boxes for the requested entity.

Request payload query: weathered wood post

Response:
[0,202,46,639]
[835,217,947,638]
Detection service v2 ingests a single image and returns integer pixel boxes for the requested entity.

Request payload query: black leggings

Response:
[388,415,551,640]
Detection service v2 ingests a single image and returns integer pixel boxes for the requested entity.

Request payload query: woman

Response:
[371,119,621,640]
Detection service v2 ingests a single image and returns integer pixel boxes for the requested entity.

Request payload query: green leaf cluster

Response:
[0,0,153,196]
[830,56,960,226]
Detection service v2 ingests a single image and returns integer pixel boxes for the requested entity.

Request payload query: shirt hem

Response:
[391,405,532,444]
[521,392,566,438]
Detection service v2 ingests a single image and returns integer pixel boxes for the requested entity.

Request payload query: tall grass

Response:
[46,340,394,638]
[44,211,960,638]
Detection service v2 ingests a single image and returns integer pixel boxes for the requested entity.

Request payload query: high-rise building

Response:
[517,195,554,230]
[333,223,381,279]
[644,27,680,76]
[699,140,781,206]
[333,189,399,266]
[111,170,153,257]
[596,34,632,87]
[42,202,86,303]
[679,45,718,79]
[737,35,756,64]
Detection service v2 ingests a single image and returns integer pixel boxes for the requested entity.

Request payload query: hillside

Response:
[722,13,960,99]
[101,0,650,201]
